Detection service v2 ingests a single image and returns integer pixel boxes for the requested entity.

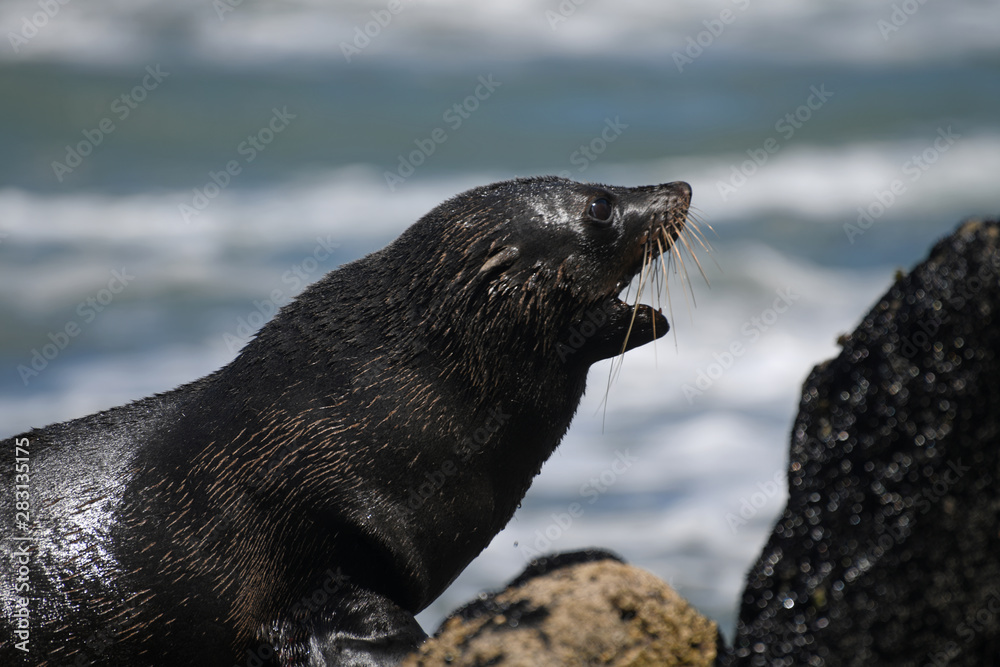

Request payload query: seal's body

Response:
[0,176,691,666]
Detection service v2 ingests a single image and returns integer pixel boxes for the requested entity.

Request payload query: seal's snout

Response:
[653,181,692,224]
[572,178,702,364]
[632,181,692,256]
[662,180,692,205]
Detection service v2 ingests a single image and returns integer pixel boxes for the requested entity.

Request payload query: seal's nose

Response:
[664,181,692,206]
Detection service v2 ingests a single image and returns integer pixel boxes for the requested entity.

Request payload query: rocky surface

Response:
[403,549,718,667]
[724,220,1000,666]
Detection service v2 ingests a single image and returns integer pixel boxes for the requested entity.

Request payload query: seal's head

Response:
[386,176,695,380]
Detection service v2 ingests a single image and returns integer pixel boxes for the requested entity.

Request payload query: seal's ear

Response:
[479,246,520,276]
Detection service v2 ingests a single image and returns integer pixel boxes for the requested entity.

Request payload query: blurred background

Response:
[1,0,998,639]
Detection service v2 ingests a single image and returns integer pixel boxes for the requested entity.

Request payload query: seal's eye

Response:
[587,198,612,223]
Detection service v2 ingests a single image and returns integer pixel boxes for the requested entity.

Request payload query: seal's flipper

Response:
[268,587,426,667]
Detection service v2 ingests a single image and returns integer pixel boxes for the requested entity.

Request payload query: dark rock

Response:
[724,220,1000,666]
[404,549,718,667]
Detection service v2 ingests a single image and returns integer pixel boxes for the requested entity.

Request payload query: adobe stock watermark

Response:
[402,407,512,513]
[672,0,751,73]
[11,436,32,653]
[51,65,170,182]
[843,126,960,244]
[555,117,628,179]
[519,449,637,562]
[178,106,296,224]
[452,408,513,464]
[7,0,71,54]
[340,0,411,62]
[545,0,588,30]
[383,74,501,191]
[222,235,339,354]
[724,469,785,533]
[16,267,135,386]
[212,0,242,20]
[877,0,931,41]
[716,84,833,202]
[681,286,799,404]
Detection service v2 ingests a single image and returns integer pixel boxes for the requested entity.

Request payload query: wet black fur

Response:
[0,176,690,666]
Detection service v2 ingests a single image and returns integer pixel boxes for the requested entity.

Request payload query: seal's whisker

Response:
[684,229,704,300]
[619,249,656,378]
[646,244,660,367]
[680,216,722,277]
[676,226,710,289]
[685,207,709,224]
[685,206,715,234]
[619,251,651,361]
[668,232,696,314]
[683,217,715,254]
[656,236,680,349]
[599,248,651,417]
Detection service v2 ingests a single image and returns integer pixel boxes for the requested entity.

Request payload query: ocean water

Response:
[1,0,998,639]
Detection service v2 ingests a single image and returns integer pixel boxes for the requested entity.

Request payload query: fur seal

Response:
[0,176,693,666]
